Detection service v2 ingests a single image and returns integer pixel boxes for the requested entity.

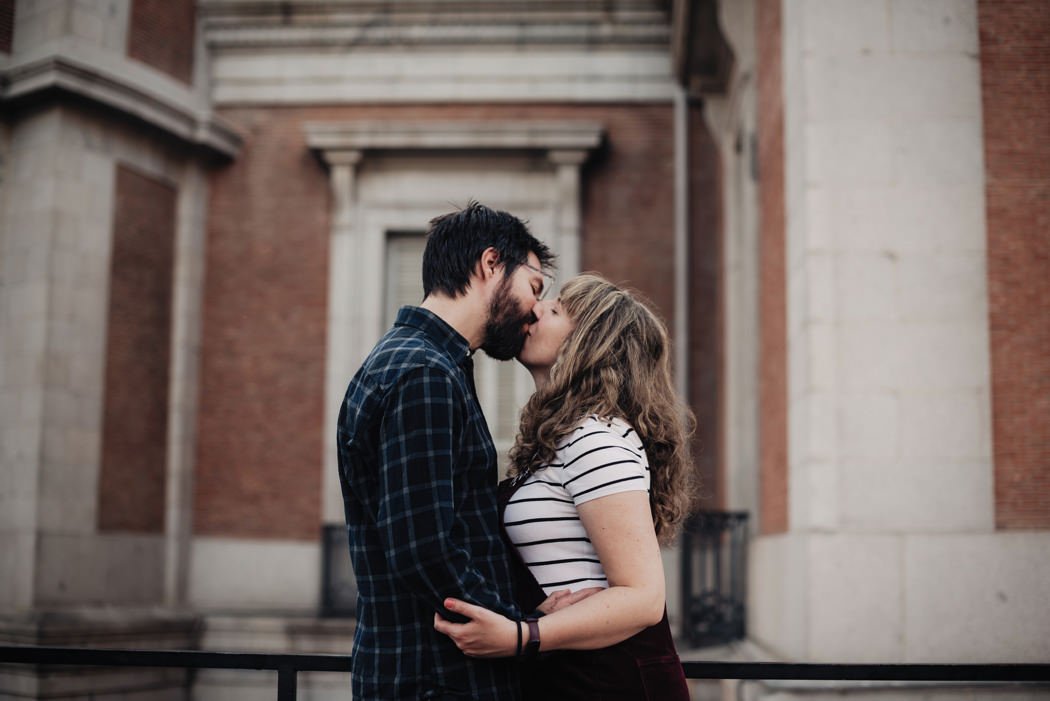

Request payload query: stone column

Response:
[547,149,588,279]
[319,149,363,524]
[164,164,209,608]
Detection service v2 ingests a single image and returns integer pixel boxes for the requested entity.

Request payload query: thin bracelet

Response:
[515,618,523,657]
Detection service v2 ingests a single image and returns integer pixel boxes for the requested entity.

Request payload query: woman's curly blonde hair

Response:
[508,273,698,544]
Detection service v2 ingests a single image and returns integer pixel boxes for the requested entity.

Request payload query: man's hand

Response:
[536,586,603,614]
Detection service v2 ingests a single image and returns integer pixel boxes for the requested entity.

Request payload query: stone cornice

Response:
[304,120,604,155]
[199,1,675,105]
[209,48,676,105]
[205,23,668,49]
[0,52,241,160]
[201,1,670,50]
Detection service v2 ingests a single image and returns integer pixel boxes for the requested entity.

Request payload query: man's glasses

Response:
[522,262,556,300]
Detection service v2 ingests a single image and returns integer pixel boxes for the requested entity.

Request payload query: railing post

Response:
[277,665,297,701]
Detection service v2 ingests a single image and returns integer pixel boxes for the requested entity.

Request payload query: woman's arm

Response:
[434,489,666,656]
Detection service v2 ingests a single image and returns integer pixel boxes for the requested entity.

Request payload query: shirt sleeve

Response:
[375,366,518,622]
[557,421,649,506]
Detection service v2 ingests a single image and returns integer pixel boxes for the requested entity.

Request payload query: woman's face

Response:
[517,297,574,371]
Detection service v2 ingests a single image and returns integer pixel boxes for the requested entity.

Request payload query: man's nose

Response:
[530,300,547,321]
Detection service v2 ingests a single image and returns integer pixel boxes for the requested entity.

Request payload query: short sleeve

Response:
[556,418,649,506]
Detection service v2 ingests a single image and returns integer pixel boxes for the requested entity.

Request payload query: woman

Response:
[434,274,697,700]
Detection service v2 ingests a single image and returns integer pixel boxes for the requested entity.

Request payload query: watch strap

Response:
[524,617,541,658]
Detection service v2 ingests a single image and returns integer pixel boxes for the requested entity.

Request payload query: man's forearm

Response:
[382,532,517,621]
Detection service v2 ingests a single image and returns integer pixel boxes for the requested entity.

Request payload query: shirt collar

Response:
[394,306,473,365]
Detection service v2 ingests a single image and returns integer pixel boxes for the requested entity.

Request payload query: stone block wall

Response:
[747,0,1050,666]
[0,100,207,609]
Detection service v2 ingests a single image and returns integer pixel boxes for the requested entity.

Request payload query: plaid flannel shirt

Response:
[337,306,521,700]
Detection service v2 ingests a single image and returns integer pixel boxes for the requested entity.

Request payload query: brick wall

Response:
[689,105,724,510]
[197,103,690,540]
[576,105,676,309]
[979,0,1050,529]
[0,0,13,54]
[127,0,195,85]
[195,107,331,541]
[756,0,788,535]
[97,165,176,533]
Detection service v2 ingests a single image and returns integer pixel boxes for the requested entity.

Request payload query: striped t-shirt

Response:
[503,415,650,595]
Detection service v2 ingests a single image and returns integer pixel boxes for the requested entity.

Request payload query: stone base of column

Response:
[0,607,200,700]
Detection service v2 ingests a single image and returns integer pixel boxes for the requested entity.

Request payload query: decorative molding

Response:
[204,23,669,49]
[201,1,670,50]
[304,120,604,154]
[0,54,242,159]
[210,49,677,104]
[200,1,676,105]
[548,149,590,166]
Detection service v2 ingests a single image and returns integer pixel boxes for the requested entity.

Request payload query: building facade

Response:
[0,0,1047,699]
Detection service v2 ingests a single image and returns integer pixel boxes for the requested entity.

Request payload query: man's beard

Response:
[480,280,533,361]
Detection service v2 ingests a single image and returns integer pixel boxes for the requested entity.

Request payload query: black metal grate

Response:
[679,510,749,648]
[320,524,357,618]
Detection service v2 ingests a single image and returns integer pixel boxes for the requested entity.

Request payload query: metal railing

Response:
[680,510,749,647]
[2,646,1048,700]
[0,646,348,700]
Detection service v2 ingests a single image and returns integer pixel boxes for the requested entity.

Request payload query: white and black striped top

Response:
[503,415,650,595]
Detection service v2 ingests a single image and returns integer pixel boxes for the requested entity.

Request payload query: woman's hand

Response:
[536,586,603,614]
[433,598,519,658]
[434,589,603,657]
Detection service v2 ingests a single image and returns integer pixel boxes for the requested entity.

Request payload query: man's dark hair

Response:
[422,201,555,298]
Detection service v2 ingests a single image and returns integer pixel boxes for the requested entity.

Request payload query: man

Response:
[337,202,555,700]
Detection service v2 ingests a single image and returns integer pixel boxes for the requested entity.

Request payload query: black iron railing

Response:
[680,510,749,647]
[0,646,349,701]
[2,646,1048,700]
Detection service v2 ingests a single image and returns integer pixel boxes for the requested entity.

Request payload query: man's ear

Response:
[478,247,502,281]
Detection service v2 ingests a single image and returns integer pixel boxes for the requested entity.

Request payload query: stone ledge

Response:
[200,0,670,50]
[209,48,677,104]
[304,120,605,155]
[0,608,199,700]
[0,53,241,160]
